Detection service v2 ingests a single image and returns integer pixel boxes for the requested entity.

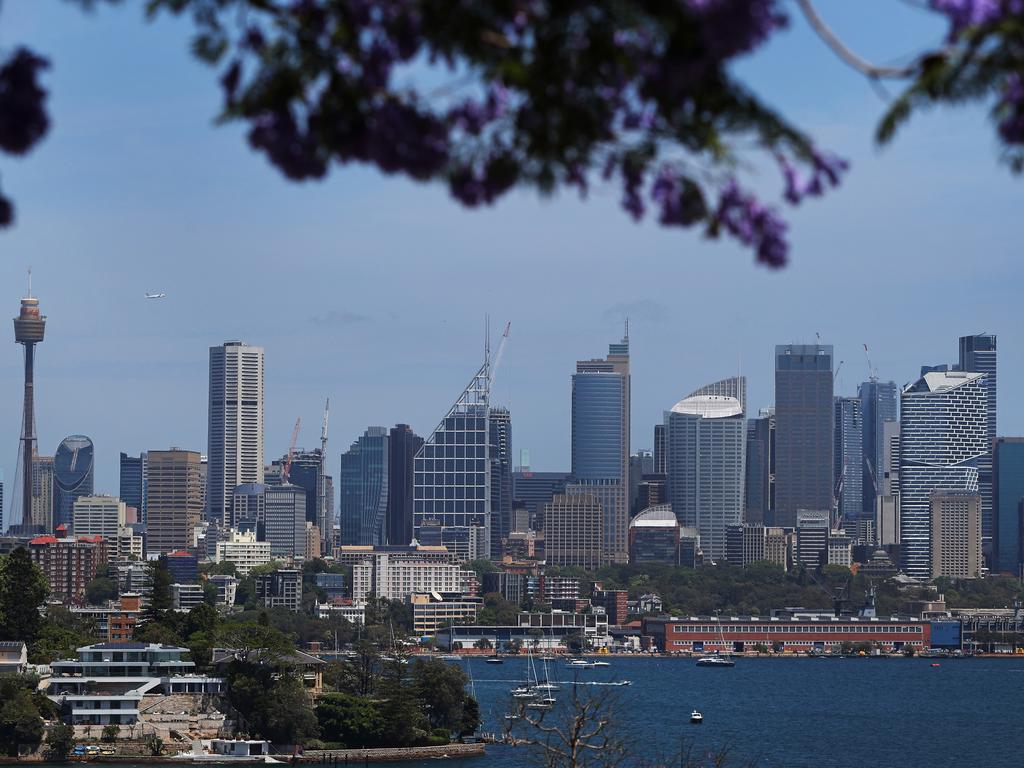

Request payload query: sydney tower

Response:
[13,277,45,527]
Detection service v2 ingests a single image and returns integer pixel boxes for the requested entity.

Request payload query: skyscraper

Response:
[339,427,390,546]
[264,484,307,558]
[413,358,491,561]
[744,409,774,525]
[571,333,630,564]
[270,449,331,547]
[511,470,569,529]
[30,454,54,531]
[958,333,997,549]
[386,424,422,546]
[993,438,1024,576]
[899,371,988,578]
[774,344,834,528]
[930,491,983,579]
[13,281,45,529]
[858,379,898,517]
[664,377,746,562]
[489,407,513,556]
[53,435,95,529]
[146,448,204,556]
[653,424,667,475]
[119,452,147,522]
[628,449,655,518]
[543,493,604,570]
[207,341,265,526]
[833,397,863,534]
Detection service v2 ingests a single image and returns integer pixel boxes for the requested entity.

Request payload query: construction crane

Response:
[489,321,511,388]
[863,343,878,382]
[833,359,844,382]
[280,417,302,483]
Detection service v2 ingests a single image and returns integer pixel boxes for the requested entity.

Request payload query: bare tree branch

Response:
[795,0,922,79]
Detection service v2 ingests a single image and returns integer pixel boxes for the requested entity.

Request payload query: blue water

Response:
[430,655,1023,767]
[44,656,1023,767]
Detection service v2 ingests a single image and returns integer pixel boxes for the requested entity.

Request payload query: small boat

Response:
[591,660,611,667]
[696,655,735,668]
[930,663,941,668]
[610,680,631,686]
[485,655,504,664]
[439,654,461,661]
[566,658,594,669]
[690,710,703,724]
[504,713,521,720]
[527,697,557,710]
[534,682,560,691]
[540,654,557,661]
[511,686,536,698]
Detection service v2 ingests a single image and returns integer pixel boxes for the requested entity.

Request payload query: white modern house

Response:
[46,642,225,725]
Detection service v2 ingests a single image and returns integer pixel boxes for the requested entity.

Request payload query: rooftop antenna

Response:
[27,267,32,298]
[624,317,629,343]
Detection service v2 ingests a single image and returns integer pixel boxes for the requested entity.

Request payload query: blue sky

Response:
[0,2,1020,501]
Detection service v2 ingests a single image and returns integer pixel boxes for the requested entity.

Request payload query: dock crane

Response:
[280,417,302,483]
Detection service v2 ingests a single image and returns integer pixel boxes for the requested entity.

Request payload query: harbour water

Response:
[40,655,1024,768]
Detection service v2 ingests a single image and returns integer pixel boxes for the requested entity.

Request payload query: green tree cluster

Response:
[0,548,50,644]
[0,675,49,756]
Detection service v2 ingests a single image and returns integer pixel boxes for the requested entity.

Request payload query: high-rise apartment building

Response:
[146,448,204,556]
[72,496,126,541]
[958,334,997,550]
[774,344,833,528]
[386,424,422,546]
[571,334,630,563]
[833,397,863,534]
[745,409,774,525]
[993,438,1024,576]
[543,493,604,570]
[930,491,982,579]
[340,427,390,546]
[664,377,746,563]
[119,452,147,523]
[207,341,264,526]
[899,371,988,579]
[795,510,830,570]
[53,435,95,529]
[413,358,491,561]
[858,380,898,517]
[489,407,513,556]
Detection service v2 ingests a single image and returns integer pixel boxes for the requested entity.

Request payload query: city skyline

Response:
[0,6,1021,497]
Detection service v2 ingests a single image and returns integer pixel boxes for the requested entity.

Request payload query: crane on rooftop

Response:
[281,417,302,483]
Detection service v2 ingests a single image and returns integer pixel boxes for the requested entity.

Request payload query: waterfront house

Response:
[46,641,225,724]
[0,641,28,674]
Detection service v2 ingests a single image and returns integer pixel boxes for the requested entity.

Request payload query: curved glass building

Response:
[54,435,95,529]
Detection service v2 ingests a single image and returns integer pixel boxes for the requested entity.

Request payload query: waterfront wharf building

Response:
[571,334,630,563]
[664,378,746,562]
[774,344,834,528]
[642,615,931,654]
[207,341,265,526]
[413,357,492,561]
[899,371,988,579]
[46,641,225,724]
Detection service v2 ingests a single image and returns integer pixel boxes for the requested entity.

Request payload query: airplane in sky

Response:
[145,292,167,299]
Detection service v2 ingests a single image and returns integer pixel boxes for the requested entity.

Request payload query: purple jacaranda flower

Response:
[997,73,1024,144]
[714,180,789,267]
[930,0,1002,38]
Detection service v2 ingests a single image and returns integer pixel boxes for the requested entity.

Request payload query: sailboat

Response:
[696,612,736,667]
[535,652,560,692]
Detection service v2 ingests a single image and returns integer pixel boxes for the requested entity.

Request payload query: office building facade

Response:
[745,409,774,525]
[339,427,390,546]
[958,334,997,550]
[146,448,204,555]
[543,493,604,570]
[30,454,54,531]
[72,496,126,541]
[664,378,746,562]
[993,438,1024,576]
[489,407,513,557]
[207,341,264,526]
[386,424,422,546]
[53,435,95,529]
[264,483,307,558]
[571,334,630,563]
[833,397,863,533]
[930,491,983,579]
[118,452,146,523]
[899,371,988,579]
[413,359,491,561]
[858,380,898,518]
[774,344,834,528]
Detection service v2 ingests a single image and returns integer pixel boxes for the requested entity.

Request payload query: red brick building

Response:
[643,615,931,653]
[28,536,106,605]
